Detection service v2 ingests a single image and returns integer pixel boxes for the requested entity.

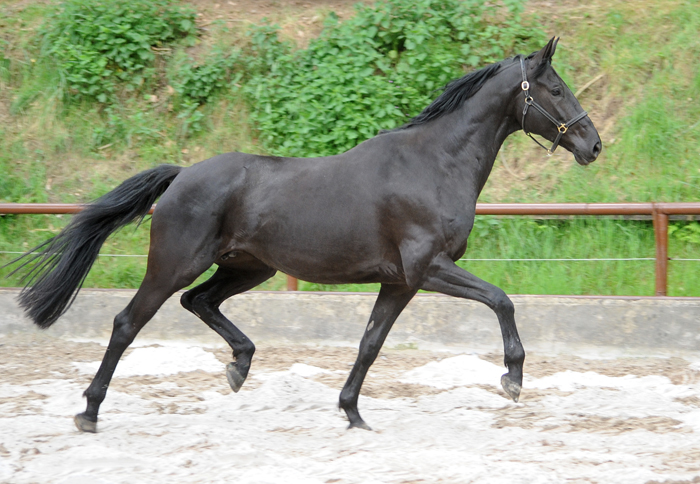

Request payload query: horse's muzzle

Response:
[574,139,602,166]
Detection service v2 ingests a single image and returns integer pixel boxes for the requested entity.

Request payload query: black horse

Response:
[11,38,600,432]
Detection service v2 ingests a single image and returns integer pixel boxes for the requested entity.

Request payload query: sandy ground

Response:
[1,334,700,484]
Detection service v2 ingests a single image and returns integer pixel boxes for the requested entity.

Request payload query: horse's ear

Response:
[530,37,559,67]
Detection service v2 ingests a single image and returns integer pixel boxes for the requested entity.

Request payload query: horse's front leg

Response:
[339,283,417,430]
[419,253,525,402]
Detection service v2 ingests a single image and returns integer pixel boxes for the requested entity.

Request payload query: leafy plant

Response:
[243,23,292,77]
[244,0,544,157]
[670,222,700,245]
[176,99,205,138]
[171,48,242,104]
[39,0,197,102]
[472,216,502,238]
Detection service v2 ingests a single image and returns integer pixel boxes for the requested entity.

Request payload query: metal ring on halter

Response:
[558,124,568,134]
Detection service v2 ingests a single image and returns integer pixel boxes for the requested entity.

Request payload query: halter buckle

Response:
[558,124,568,134]
[521,81,530,91]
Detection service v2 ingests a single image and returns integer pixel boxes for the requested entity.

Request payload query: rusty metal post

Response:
[286,275,298,291]
[652,205,669,296]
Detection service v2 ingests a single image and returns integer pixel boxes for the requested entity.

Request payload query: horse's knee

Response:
[491,288,514,316]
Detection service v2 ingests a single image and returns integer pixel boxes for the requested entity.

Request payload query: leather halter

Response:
[519,56,588,155]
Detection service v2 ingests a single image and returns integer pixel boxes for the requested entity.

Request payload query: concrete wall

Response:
[1,288,699,357]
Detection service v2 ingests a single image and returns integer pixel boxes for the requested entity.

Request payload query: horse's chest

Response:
[443,215,474,249]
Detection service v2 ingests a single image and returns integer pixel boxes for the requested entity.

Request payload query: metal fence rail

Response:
[2,202,700,296]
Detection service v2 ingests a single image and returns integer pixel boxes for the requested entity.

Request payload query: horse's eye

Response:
[551,87,562,96]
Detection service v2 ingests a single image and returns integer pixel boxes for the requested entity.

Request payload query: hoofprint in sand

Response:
[1,336,699,484]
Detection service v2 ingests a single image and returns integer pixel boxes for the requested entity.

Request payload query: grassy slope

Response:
[0,0,698,296]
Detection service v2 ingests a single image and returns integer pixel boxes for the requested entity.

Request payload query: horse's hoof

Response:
[500,374,522,403]
[74,413,97,433]
[347,420,372,431]
[226,362,247,393]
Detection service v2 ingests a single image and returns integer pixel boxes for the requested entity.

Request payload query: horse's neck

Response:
[423,75,521,196]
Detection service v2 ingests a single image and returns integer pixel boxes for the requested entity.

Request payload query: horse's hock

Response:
[1,289,698,356]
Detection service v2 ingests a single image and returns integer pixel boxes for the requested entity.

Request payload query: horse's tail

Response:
[8,164,183,329]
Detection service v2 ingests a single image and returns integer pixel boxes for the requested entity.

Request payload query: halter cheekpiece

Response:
[519,56,588,155]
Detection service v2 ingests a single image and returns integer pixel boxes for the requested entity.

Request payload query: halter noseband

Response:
[519,56,588,155]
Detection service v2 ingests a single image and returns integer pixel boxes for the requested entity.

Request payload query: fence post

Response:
[286,275,298,291]
[652,205,669,296]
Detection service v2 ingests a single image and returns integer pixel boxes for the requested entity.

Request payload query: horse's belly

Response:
[284,260,405,285]
[244,238,405,285]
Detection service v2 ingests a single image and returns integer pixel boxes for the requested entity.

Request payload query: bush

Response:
[244,0,544,157]
[39,0,197,102]
[171,48,242,104]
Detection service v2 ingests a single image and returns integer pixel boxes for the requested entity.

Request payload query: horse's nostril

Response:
[592,140,602,158]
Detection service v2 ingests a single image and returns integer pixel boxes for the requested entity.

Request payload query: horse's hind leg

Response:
[180,264,276,392]
[339,283,416,430]
[74,259,210,432]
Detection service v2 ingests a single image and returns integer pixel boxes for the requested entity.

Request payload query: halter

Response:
[519,56,588,155]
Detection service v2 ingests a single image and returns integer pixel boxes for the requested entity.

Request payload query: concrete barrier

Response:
[1,288,699,357]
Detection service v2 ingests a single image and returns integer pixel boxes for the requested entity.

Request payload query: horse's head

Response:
[519,37,601,165]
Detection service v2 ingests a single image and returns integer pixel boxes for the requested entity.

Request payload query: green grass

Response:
[461,218,665,296]
[0,0,698,296]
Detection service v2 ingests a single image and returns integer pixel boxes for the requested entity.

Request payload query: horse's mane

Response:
[390,54,543,132]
